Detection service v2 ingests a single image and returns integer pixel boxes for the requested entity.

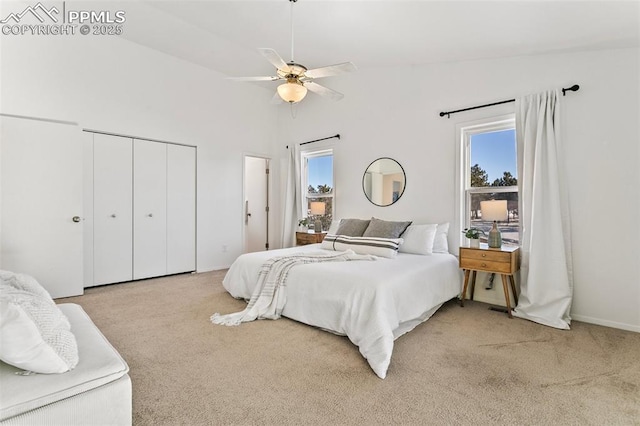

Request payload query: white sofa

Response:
[0,303,131,425]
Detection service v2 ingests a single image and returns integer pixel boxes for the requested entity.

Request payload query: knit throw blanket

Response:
[211,250,376,326]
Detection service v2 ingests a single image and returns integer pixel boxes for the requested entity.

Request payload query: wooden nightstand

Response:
[459,245,520,318]
[296,231,327,246]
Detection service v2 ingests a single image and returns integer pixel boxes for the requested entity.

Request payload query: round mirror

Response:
[362,157,406,207]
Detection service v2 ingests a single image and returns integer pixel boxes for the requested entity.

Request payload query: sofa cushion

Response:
[0,304,129,421]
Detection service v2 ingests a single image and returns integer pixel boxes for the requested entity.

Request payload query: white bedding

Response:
[222,244,461,379]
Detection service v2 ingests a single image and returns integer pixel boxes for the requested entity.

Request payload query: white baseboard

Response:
[571,314,640,333]
[197,265,231,273]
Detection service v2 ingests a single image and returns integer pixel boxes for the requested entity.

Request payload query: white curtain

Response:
[280,144,302,248]
[513,89,574,330]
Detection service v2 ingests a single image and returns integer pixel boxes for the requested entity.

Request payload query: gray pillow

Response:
[335,218,371,237]
[362,217,412,239]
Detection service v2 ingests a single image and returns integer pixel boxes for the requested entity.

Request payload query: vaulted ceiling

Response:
[112,0,639,79]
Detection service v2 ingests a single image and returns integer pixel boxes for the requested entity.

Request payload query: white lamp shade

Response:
[309,201,326,215]
[277,81,308,103]
[480,200,508,221]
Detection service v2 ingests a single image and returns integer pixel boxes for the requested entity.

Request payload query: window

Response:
[302,149,333,231]
[459,116,519,246]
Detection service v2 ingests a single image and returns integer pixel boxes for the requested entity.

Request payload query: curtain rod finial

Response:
[562,84,580,96]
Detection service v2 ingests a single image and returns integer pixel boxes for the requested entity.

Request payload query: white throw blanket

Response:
[211,250,375,326]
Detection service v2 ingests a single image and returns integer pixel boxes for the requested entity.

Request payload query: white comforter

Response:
[222,244,461,379]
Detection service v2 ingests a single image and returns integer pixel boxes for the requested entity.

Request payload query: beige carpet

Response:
[59,271,640,425]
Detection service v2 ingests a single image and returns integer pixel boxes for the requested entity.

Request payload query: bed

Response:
[220,243,461,379]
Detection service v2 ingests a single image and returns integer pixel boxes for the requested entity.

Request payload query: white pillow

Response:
[399,224,438,255]
[0,270,52,300]
[327,220,340,235]
[321,234,402,259]
[433,223,450,253]
[0,280,79,374]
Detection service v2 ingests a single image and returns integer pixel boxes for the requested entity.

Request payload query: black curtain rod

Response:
[439,84,580,119]
[287,133,340,149]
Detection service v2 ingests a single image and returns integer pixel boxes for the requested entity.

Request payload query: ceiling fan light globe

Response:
[277,81,307,103]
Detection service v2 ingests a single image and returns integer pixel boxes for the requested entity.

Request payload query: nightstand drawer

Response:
[460,258,512,274]
[460,248,511,263]
[296,232,327,246]
[297,233,318,244]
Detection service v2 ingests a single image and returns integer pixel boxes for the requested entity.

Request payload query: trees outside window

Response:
[460,117,519,246]
[302,150,333,231]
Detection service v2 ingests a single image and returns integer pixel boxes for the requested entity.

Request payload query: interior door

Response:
[167,144,196,274]
[92,133,133,286]
[244,156,269,253]
[133,139,167,280]
[0,115,83,298]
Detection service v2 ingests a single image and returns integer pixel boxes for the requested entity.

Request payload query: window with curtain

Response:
[301,149,333,231]
[460,116,519,246]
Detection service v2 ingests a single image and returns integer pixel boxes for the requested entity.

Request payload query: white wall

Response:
[275,48,640,332]
[1,18,637,331]
[0,30,278,272]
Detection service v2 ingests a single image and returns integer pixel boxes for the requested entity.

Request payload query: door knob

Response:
[110,214,117,218]
[72,216,81,223]
[148,213,153,217]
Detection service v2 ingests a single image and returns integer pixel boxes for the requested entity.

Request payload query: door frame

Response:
[242,153,271,253]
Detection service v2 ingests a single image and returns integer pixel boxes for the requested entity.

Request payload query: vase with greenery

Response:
[298,217,311,231]
[462,227,485,248]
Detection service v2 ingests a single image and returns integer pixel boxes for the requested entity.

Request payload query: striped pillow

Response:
[321,234,403,258]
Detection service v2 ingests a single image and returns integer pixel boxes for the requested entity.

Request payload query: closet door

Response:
[167,144,196,274]
[133,139,167,280]
[93,134,133,286]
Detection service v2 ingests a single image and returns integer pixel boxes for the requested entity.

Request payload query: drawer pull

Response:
[482,254,486,257]
[482,263,487,267]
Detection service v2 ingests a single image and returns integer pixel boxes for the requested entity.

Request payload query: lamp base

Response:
[314,219,323,233]
[488,221,502,248]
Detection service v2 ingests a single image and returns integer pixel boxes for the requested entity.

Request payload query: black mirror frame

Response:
[362,157,406,207]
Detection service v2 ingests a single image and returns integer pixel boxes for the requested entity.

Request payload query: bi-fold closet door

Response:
[133,139,167,280]
[93,134,134,285]
[91,134,196,287]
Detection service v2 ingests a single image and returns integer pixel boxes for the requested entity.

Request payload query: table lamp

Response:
[309,201,326,233]
[480,200,508,248]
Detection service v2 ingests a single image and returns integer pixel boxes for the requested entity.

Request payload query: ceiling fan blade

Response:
[226,76,281,82]
[258,48,291,73]
[305,82,344,101]
[304,62,357,79]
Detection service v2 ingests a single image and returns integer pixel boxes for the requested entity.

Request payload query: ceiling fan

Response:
[228,0,356,104]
